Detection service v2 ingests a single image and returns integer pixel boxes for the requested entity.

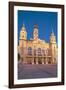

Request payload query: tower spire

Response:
[51,27,54,36]
[50,26,56,44]
[51,24,54,35]
[52,28,54,34]
[21,22,26,31]
[23,22,25,27]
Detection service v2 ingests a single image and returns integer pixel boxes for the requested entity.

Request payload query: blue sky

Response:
[18,10,58,43]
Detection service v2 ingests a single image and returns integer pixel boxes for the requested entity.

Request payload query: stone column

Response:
[44,57,45,64]
[35,48,38,64]
[41,50,44,64]
[32,57,34,64]
[45,57,48,64]
[31,48,34,64]
[36,58,38,64]
[42,58,44,64]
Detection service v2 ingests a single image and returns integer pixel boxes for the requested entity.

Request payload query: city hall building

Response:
[18,23,58,64]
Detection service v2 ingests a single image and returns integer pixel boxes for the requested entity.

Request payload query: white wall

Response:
[0,0,66,90]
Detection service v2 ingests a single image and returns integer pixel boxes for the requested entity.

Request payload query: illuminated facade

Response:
[18,23,58,64]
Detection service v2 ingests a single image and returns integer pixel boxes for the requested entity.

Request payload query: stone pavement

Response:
[18,61,57,79]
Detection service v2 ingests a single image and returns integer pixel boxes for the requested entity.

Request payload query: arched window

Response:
[38,48,41,55]
[45,49,48,56]
[28,47,32,55]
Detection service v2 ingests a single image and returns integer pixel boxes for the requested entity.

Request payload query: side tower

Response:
[33,25,38,40]
[20,23,27,40]
[19,23,27,63]
[19,23,27,47]
[50,29,57,64]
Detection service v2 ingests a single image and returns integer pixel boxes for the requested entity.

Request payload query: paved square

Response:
[18,61,57,79]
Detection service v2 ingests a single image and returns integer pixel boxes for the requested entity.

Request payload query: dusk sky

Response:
[18,10,58,43]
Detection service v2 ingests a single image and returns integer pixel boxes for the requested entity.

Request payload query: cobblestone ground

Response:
[18,61,57,79]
